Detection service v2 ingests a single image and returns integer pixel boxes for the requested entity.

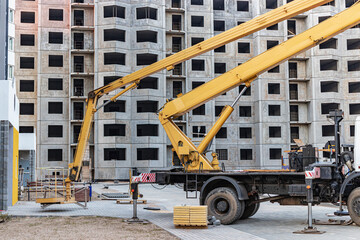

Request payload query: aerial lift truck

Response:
[37,0,360,226]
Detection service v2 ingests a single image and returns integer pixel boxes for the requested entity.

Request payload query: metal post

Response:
[294,172,325,234]
[131,183,138,220]
[307,202,313,228]
[133,198,138,219]
[327,110,343,167]
[335,118,340,166]
[55,171,57,199]
[306,179,313,229]
[126,182,148,223]
[89,183,92,202]
[84,183,87,208]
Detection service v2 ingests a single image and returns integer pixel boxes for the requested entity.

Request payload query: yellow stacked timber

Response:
[173,206,207,227]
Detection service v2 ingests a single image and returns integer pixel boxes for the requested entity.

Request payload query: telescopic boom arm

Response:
[67,0,336,183]
[159,2,360,172]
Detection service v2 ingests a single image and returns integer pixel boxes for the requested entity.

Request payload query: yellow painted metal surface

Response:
[174,206,208,227]
[159,2,360,171]
[161,3,360,117]
[178,146,189,155]
[197,106,234,154]
[69,97,97,182]
[69,0,338,179]
[109,82,138,102]
[91,0,334,97]
[36,197,76,205]
[160,118,216,171]
[12,127,19,205]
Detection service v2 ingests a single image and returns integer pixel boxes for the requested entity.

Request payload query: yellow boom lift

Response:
[36,0,360,205]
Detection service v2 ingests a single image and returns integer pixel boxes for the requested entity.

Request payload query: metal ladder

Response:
[185,173,198,199]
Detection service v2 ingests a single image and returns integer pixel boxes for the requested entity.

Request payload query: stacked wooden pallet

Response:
[173,206,207,227]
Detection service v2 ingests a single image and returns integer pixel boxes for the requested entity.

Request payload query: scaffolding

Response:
[35,167,87,208]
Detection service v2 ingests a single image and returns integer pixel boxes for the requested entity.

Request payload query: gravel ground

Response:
[0,216,179,240]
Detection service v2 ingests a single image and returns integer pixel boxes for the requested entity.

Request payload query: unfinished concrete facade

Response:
[15,0,360,180]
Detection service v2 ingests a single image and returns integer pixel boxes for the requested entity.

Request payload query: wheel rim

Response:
[214,197,230,215]
[353,197,360,217]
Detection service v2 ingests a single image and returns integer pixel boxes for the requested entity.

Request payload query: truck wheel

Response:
[240,193,260,219]
[205,187,244,225]
[347,187,360,226]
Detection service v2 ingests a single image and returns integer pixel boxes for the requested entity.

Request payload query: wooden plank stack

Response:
[173,206,208,227]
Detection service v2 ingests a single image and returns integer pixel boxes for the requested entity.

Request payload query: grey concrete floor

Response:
[122,184,360,240]
[6,183,360,240]
[232,203,358,240]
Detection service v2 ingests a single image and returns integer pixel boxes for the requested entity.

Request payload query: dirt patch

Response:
[0,216,179,240]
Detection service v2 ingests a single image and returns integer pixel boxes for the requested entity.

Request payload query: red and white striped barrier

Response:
[131,173,156,183]
[305,167,320,179]
[305,171,315,179]
[141,173,156,183]
[132,176,141,183]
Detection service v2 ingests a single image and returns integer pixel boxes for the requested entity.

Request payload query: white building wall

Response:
[0,81,19,129]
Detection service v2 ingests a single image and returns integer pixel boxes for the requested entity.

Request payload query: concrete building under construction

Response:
[15,0,360,180]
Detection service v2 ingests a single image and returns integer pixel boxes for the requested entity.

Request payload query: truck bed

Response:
[154,169,306,187]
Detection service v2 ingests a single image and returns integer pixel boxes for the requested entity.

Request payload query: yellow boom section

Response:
[159,2,360,172]
[89,0,333,97]
[69,0,334,181]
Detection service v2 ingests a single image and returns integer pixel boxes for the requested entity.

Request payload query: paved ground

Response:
[5,183,359,240]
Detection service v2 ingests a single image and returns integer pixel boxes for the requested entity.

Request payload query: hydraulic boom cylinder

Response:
[160,2,360,171]
[68,0,338,181]
[197,86,248,154]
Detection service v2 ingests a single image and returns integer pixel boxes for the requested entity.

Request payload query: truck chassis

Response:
[152,167,360,225]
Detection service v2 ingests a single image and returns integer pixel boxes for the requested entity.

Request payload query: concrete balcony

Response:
[71,3,94,8]
[71,49,94,54]
[165,7,185,13]
[71,25,94,31]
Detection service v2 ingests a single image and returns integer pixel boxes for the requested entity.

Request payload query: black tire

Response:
[204,187,244,225]
[347,187,360,226]
[240,193,260,220]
